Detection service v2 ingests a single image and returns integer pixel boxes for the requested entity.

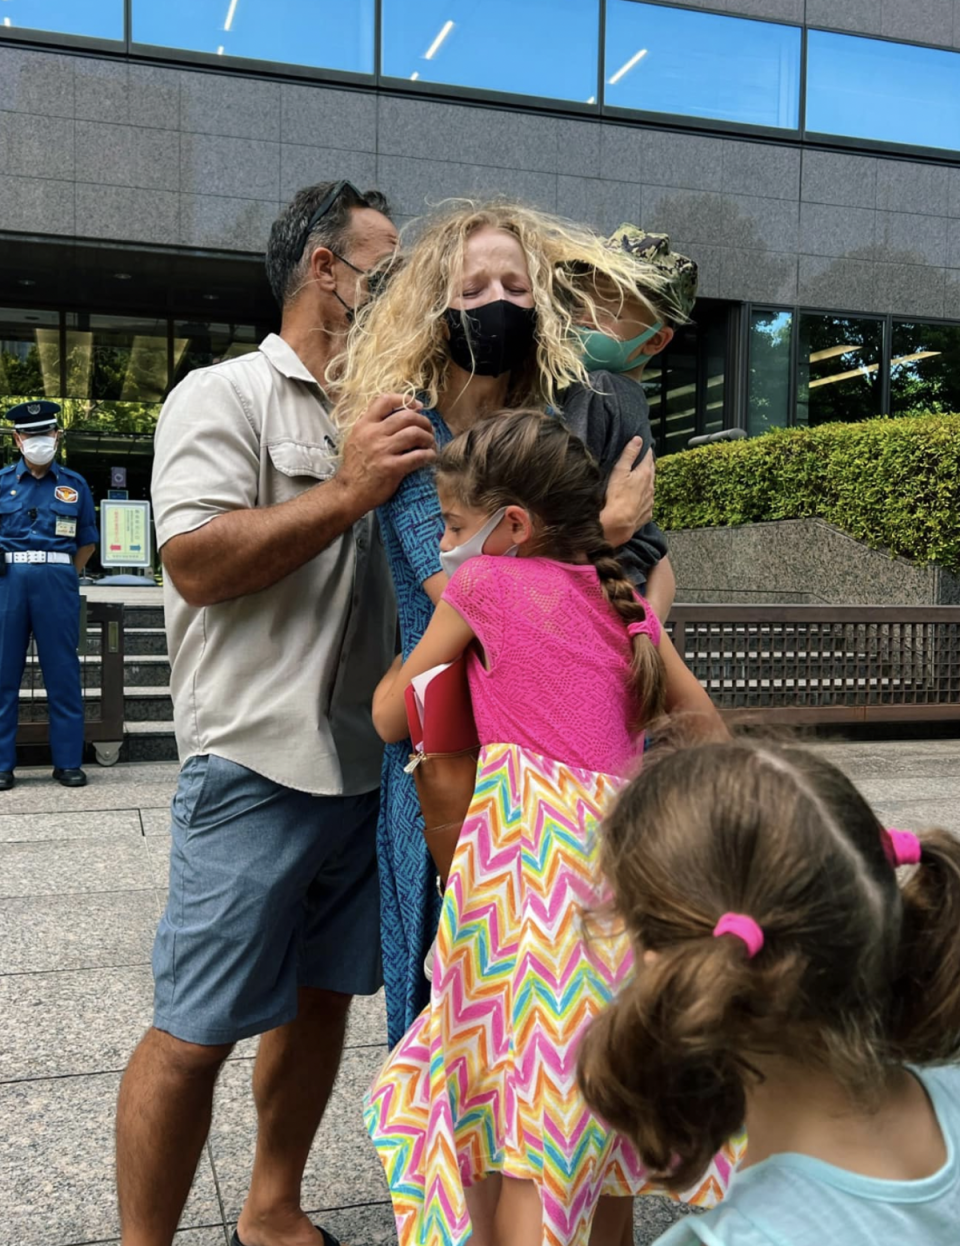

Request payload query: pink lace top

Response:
[443,556,658,776]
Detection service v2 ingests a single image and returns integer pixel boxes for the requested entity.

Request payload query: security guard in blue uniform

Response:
[0,402,98,788]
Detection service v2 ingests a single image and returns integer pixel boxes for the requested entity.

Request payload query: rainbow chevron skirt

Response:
[365,744,741,1245]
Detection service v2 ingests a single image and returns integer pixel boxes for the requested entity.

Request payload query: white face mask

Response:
[21,434,57,466]
[439,506,518,578]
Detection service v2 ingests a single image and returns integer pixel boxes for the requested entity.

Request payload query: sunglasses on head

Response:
[295,180,364,263]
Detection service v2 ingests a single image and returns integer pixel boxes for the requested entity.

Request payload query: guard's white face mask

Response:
[439,507,518,578]
[21,435,57,466]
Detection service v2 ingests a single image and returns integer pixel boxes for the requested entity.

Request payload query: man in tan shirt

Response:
[116,182,435,1246]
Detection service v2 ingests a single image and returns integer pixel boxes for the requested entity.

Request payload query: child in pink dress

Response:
[366,411,742,1246]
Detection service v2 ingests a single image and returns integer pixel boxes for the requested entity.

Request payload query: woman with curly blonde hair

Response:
[335,199,675,1055]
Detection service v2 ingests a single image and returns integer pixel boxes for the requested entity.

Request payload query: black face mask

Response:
[444,300,538,377]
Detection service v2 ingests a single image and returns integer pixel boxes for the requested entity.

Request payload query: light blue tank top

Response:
[656,1066,960,1246]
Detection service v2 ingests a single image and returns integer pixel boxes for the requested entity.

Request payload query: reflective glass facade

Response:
[3,2,959,155]
[890,322,960,416]
[382,0,598,103]
[797,314,883,428]
[748,312,960,434]
[605,2,800,129]
[807,31,960,153]
[748,310,792,436]
[0,0,122,41]
[0,308,260,440]
[133,0,375,73]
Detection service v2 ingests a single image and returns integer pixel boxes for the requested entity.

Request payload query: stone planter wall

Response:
[666,519,960,606]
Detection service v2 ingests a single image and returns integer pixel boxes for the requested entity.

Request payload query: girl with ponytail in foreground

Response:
[579,740,960,1245]
[365,410,738,1246]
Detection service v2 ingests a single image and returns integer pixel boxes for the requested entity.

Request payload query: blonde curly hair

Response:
[331,199,676,433]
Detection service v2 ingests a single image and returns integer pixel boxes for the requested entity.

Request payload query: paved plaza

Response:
[1,741,958,1246]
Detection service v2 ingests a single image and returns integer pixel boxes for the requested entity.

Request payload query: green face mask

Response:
[576,321,663,374]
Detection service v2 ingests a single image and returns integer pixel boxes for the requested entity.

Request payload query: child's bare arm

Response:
[644,556,676,622]
[659,631,728,740]
[373,602,476,744]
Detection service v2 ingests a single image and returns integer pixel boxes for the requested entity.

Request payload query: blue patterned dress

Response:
[377,409,455,1047]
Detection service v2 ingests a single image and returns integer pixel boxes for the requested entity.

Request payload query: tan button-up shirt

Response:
[151,333,395,796]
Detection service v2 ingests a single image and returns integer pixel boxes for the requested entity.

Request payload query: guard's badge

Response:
[55,486,79,504]
[27,403,41,416]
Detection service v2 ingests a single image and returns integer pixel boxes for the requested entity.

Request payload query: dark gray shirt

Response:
[558,370,668,588]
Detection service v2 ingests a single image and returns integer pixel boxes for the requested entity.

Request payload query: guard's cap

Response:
[6,400,60,434]
[604,225,699,322]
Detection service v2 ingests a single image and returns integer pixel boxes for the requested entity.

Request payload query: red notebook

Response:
[404,656,479,755]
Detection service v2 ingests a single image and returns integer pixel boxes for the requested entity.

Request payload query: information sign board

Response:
[100,499,153,569]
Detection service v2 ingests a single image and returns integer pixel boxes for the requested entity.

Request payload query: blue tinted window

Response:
[0,0,122,40]
[133,0,374,74]
[748,309,792,435]
[807,31,960,152]
[605,2,800,129]
[381,0,599,104]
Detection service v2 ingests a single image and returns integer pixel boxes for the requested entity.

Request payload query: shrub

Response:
[655,412,960,573]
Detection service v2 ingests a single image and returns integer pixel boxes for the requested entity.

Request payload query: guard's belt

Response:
[4,551,72,564]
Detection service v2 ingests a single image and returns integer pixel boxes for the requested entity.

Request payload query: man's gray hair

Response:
[265,182,391,308]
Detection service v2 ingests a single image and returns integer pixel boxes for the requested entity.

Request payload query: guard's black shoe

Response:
[0,771,14,790]
[53,768,87,787]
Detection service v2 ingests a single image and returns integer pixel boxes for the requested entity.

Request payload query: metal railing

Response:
[669,605,960,724]
[16,599,126,758]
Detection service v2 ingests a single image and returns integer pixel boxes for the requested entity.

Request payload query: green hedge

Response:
[655,412,960,574]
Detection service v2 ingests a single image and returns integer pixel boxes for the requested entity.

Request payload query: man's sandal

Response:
[230,1230,341,1246]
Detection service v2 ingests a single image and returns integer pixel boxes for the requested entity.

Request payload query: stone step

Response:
[124,687,174,722]
[18,685,174,723]
[122,720,178,763]
[119,606,166,629]
[21,654,171,689]
[86,627,168,657]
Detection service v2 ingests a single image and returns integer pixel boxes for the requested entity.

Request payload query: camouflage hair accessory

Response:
[604,224,699,322]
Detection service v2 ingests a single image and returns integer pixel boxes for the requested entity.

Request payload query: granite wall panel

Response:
[721,193,799,252]
[799,202,876,259]
[798,254,878,312]
[722,140,800,200]
[556,176,640,232]
[0,46,73,117]
[280,85,376,153]
[642,130,725,192]
[75,121,179,192]
[724,0,804,20]
[720,247,798,303]
[805,0,883,36]
[876,160,951,216]
[800,150,877,210]
[0,47,959,329]
[668,519,960,606]
[874,262,946,318]
[877,211,949,268]
[76,183,179,245]
[0,111,74,181]
[179,193,278,252]
[180,132,280,202]
[281,145,377,204]
[880,0,955,47]
[599,125,643,183]
[179,72,281,142]
[0,173,74,235]
[640,186,725,244]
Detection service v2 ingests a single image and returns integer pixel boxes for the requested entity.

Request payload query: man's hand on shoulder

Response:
[333,394,436,520]
[601,439,655,547]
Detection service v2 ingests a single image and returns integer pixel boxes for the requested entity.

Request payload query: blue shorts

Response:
[152,754,382,1046]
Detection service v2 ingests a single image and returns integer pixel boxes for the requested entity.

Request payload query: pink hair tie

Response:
[713,913,764,958]
[885,828,922,867]
[627,601,661,648]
